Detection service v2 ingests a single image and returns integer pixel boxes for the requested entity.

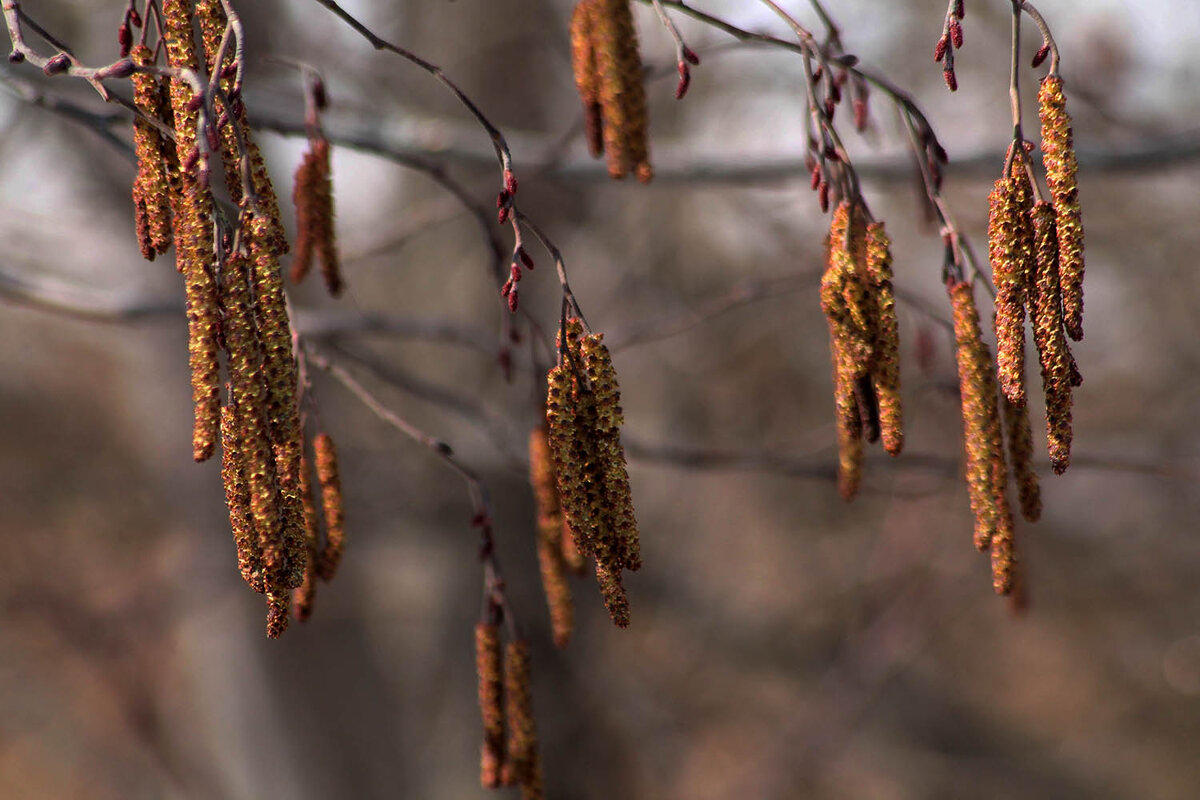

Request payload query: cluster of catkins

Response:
[543,318,641,628]
[475,623,544,800]
[948,73,1084,595]
[819,202,903,501]
[569,0,652,182]
[129,0,343,634]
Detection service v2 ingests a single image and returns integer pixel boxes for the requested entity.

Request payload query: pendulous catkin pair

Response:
[820,201,903,500]
[131,1,345,635]
[291,136,343,296]
[475,624,544,800]
[545,318,640,628]
[570,0,652,182]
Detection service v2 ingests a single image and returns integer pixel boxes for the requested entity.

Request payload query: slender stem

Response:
[1020,1,1060,76]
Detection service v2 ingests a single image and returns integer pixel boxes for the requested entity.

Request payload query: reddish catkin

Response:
[865,221,903,455]
[475,623,505,789]
[987,169,1032,408]
[949,281,1005,553]
[1003,393,1042,523]
[291,137,343,296]
[1039,75,1085,341]
[314,433,346,582]
[529,426,574,649]
[590,0,652,182]
[1030,202,1074,473]
[569,1,604,158]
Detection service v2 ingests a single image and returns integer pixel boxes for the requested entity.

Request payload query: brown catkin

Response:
[130,44,173,259]
[987,168,1032,408]
[591,0,652,182]
[266,590,291,638]
[163,0,221,462]
[530,426,574,649]
[314,433,346,581]
[821,204,874,378]
[1039,75,1084,341]
[570,0,604,158]
[560,521,587,574]
[949,281,1005,552]
[831,339,863,501]
[291,137,343,295]
[1029,202,1074,473]
[475,623,505,788]
[1003,393,1042,523]
[865,221,903,455]
[502,640,544,800]
[293,450,320,622]
[989,452,1018,595]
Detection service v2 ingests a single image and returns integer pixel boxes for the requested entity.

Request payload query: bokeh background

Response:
[3,1,1200,797]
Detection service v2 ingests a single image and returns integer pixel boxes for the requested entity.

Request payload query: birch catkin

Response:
[1030,202,1074,473]
[529,426,574,649]
[582,0,652,182]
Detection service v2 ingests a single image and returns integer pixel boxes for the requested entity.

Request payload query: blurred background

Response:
[2,0,1200,797]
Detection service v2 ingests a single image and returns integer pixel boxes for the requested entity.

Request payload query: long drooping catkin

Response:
[987,168,1033,408]
[529,426,573,649]
[220,404,265,593]
[475,623,505,788]
[589,0,652,182]
[293,450,321,622]
[163,0,221,462]
[949,281,1006,552]
[501,640,544,800]
[831,340,863,501]
[1030,202,1074,473]
[569,1,604,158]
[314,432,346,581]
[130,44,173,260]
[865,221,903,455]
[1039,75,1084,341]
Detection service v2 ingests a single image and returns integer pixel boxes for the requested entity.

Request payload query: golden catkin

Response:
[1039,75,1085,341]
[1030,202,1074,474]
[501,640,544,800]
[949,281,1005,552]
[163,0,221,462]
[591,0,652,182]
[545,365,592,555]
[989,454,1018,595]
[475,623,505,789]
[530,426,574,649]
[580,333,641,572]
[987,170,1032,408]
[821,204,874,378]
[220,404,265,593]
[293,450,320,622]
[266,590,291,639]
[314,433,346,581]
[130,44,173,259]
[865,221,903,455]
[1003,393,1042,523]
[570,0,604,158]
[291,138,343,296]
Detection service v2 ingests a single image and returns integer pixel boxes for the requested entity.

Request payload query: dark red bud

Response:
[518,247,534,269]
[954,0,965,19]
[682,46,700,65]
[510,264,522,283]
[944,67,958,92]
[504,170,518,196]
[43,53,70,75]
[1032,43,1050,68]
[500,279,512,298]
[8,51,25,64]
[675,62,691,100]
[187,93,203,111]
[498,206,510,225]
[818,181,830,213]
[949,19,964,49]
[129,9,142,27]
[934,35,948,63]
[105,58,136,79]
[221,63,237,81]
[853,98,868,132]
[507,289,519,313]
[810,164,822,191]
[118,24,132,56]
